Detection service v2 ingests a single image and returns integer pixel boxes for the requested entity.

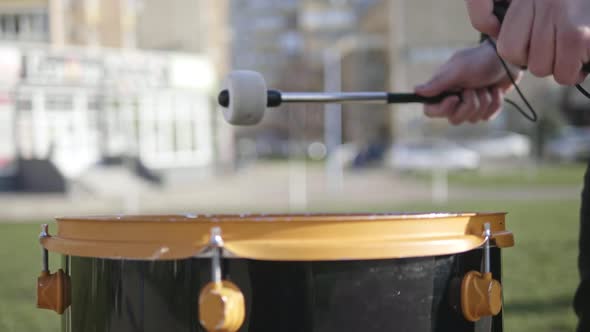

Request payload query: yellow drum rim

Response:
[40,212,513,261]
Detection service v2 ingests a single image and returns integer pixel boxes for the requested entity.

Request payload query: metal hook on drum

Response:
[198,227,246,332]
[36,224,71,315]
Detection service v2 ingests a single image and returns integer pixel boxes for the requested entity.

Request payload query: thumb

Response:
[464,0,501,37]
[415,65,462,97]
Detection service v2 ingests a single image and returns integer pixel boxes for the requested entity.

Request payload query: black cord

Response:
[576,84,590,99]
[487,39,538,122]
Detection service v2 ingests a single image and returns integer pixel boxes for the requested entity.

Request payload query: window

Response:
[0,11,49,42]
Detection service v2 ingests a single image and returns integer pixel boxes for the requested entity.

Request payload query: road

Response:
[0,162,581,222]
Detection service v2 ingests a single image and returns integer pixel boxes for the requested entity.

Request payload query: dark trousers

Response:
[576,162,590,331]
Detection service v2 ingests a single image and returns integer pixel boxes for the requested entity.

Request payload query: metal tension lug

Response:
[460,271,502,322]
[37,269,71,314]
[461,223,503,322]
[36,224,71,315]
[198,227,245,332]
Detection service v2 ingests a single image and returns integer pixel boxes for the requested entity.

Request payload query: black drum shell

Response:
[61,248,503,332]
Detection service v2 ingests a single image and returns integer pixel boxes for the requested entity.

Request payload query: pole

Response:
[323,49,343,192]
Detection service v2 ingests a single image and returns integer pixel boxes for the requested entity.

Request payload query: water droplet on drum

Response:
[149,247,170,260]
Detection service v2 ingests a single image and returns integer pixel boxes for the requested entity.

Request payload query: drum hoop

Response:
[41,213,513,261]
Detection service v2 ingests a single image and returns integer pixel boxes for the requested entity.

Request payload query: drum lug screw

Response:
[198,227,245,332]
[210,227,224,283]
[460,222,503,322]
[36,224,71,315]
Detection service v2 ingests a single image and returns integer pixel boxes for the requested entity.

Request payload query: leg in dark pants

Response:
[575,162,590,332]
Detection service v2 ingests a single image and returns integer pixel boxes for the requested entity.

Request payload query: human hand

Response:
[415,41,522,125]
[465,0,590,85]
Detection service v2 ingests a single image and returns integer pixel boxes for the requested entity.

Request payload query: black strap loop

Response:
[487,39,538,122]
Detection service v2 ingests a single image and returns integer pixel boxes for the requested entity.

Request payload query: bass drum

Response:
[36,213,514,332]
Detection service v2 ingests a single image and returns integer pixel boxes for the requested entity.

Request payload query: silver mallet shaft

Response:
[218,89,459,108]
[281,92,389,104]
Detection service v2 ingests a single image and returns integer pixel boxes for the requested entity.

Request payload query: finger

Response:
[464,0,501,37]
[468,88,492,123]
[578,72,589,84]
[450,90,479,125]
[528,0,555,77]
[424,96,461,118]
[483,87,503,120]
[555,27,587,85]
[497,69,523,92]
[497,0,534,67]
[415,63,462,97]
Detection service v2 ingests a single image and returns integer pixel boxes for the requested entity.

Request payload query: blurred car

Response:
[254,131,290,159]
[0,157,13,176]
[351,142,388,169]
[388,139,480,171]
[0,157,17,191]
[544,126,590,162]
[457,131,531,160]
[328,143,359,168]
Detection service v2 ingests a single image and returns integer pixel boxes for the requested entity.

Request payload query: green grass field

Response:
[411,163,587,188]
[0,198,581,332]
[0,223,60,331]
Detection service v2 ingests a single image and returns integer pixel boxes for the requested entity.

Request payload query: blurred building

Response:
[0,0,49,43]
[229,0,299,87]
[302,0,478,143]
[54,0,138,48]
[0,0,138,47]
[135,0,233,170]
[0,0,228,192]
[386,0,478,140]
[299,0,359,65]
[228,0,377,159]
[227,0,397,160]
[136,0,229,74]
[0,0,231,70]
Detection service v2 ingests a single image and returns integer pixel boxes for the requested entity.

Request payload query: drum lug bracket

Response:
[461,223,503,322]
[36,224,71,315]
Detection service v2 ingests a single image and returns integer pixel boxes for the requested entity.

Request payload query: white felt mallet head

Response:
[219,70,268,126]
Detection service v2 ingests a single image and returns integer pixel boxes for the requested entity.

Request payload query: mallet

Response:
[218,70,460,126]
